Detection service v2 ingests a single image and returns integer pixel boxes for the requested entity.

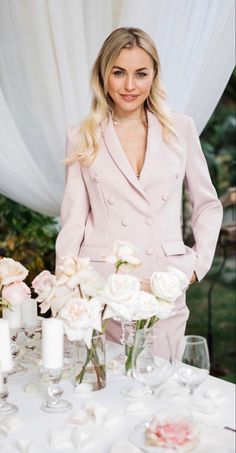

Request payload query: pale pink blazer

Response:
[56,111,223,354]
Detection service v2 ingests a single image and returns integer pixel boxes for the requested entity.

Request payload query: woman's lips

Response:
[120,94,139,102]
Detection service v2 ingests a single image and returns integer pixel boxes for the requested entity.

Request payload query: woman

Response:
[56,27,223,352]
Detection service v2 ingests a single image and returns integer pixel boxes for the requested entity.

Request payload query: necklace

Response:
[113,115,146,126]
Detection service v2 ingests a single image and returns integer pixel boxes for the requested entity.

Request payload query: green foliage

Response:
[0,195,58,283]
[200,68,236,194]
[187,256,236,383]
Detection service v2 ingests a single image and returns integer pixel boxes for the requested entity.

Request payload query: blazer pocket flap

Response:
[79,245,110,262]
[161,241,186,256]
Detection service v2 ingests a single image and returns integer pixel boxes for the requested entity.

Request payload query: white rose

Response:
[81,272,105,298]
[102,273,140,321]
[150,269,185,303]
[56,255,93,288]
[50,284,74,317]
[105,240,141,266]
[165,266,189,290]
[132,291,160,320]
[58,297,103,347]
[0,258,28,287]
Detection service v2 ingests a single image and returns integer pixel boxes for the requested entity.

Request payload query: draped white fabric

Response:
[0,0,234,216]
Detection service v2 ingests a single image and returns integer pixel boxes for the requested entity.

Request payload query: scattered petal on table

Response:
[68,409,90,425]
[110,438,141,453]
[193,397,218,415]
[0,415,22,432]
[205,389,225,402]
[84,401,110,425]
[15,439,32,453]
[50,428,74,449]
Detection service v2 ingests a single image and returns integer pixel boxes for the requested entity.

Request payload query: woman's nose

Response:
[124,75,135,91]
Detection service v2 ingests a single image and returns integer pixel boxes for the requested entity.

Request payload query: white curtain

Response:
[0,0,235,216]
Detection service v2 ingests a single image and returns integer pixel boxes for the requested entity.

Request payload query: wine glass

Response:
[175,335,210,395]
[131,328,174,396]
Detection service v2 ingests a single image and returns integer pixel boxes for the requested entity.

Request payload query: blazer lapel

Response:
[102,114,148,201]
[139,110,162,186]
[140,111,181,190]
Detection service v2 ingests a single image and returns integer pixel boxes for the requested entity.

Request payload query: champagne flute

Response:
[175,335,210,395]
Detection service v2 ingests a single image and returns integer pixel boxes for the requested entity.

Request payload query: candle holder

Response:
[0,373,18,415]
[41,368,72,413]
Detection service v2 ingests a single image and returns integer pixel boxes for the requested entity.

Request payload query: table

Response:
[1,342,235,453]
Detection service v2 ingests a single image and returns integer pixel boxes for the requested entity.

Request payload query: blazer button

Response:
[121,217,128,226]
[145,217,153,225]
[146,247,153,255]
[161,193,169,201]
[108,197,115,205]
[93,174,99,183]
[175,173,180,179]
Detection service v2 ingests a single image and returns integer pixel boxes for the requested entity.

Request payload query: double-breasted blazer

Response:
[56,110,223,350]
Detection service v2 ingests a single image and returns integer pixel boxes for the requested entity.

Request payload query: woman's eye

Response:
[113,70,124,77]
[136,72,147,78]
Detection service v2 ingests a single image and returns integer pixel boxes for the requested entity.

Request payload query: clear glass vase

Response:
[73,331,106,391]
[121,320,137,377]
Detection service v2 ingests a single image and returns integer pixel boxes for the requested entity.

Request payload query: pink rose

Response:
[2,282,31,305]
[56,255,93,288]
[146,414,199,450]
[32,270,74,316]
[0,258,28,287]
[32,270,56,302]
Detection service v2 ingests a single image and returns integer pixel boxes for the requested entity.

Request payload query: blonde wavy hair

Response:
[67,27,179,165]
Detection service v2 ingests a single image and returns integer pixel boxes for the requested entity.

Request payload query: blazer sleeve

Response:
[55,128,90,258]
[184,117,223,281]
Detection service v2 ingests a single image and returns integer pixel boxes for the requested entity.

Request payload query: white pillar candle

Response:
[0,319,13,372]
[21,298,38,327]
[2,304,21,329]
[42,318,64,370]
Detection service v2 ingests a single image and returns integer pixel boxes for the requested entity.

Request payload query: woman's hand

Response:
[190,271,198,285]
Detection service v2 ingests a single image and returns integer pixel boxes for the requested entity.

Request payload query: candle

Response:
[21,298,38,327]
[0,320,13,372]
[42,318,64,369]
[2,304,21,329]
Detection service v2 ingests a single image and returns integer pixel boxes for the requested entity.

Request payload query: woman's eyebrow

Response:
[112,66,149,71]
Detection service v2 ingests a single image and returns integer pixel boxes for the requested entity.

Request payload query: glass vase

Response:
[121,320,137,377]
[73,331,106,391]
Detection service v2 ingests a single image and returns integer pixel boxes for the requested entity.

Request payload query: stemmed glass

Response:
[131,328,174,397]
[174,335,210,396]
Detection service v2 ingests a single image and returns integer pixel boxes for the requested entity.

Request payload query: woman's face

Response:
[107,46,154,117]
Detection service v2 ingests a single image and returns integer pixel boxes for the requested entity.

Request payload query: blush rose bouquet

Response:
[32,254,106,389]
[0,257,31,312]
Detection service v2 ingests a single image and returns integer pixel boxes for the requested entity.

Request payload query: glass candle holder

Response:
[40,367,72,413]
[0,372,18,416]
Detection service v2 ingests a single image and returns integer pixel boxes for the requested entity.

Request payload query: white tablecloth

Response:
[1,342,235,453]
